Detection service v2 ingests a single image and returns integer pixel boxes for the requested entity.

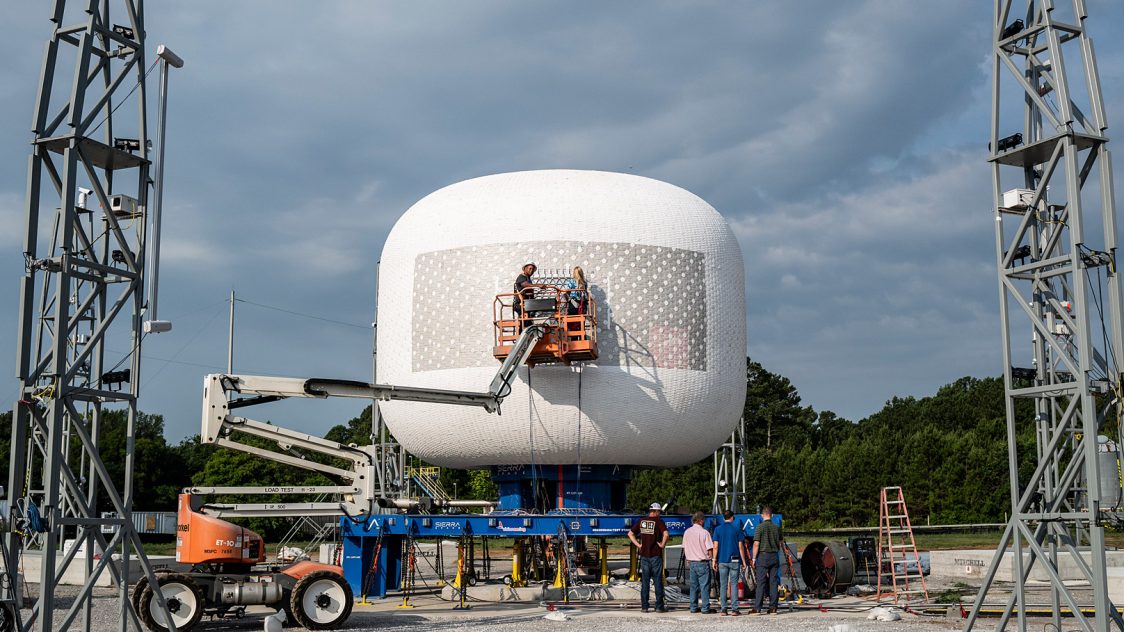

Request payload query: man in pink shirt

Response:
[682,511,715,614]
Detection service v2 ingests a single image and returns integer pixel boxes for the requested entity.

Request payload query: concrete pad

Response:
[440,584,546,603]
[930,548,1124,584]
[19,550,186,587]
[440,581,647,603]
[1106,567,1124,603]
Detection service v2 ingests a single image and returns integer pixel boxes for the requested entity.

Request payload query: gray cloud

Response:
[735,150,998,416]
[1,1,1123,441]
[0,193,21,250]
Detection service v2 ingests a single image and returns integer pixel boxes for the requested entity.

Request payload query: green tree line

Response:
[628,360,1035,526]
[0,357,1033,538]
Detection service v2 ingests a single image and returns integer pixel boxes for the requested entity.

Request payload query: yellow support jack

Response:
[358,585,373,607]
[627,542,640,581]
[553,541,570,604]
[453,540,465,589]
[598,538,610,585]
[553,553,566,588]
[511,538,526,587]
[452,537,471,610]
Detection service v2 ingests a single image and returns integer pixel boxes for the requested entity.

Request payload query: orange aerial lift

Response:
[132,494,350,631]
[493,285,598,365]
[133,318,563,631]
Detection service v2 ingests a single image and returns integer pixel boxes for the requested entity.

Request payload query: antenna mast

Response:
[967,2,1124,631]
[5,2,179,630]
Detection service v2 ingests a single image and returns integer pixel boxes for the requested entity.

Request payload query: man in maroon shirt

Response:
[629,502,670,613]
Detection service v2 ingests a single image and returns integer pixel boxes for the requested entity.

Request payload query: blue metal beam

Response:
[342,512,780,539]
[340,512,784,598]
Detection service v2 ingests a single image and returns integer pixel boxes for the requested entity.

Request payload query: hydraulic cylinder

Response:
[628,542,640,581]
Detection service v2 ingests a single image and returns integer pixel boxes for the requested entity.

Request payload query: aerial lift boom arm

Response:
[195,325,546,517]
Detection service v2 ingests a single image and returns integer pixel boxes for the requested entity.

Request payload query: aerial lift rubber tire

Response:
[131,575,148,621]
[138,573,205,632]
[279,590,297,628]
[289,570,353,630]
[0,601,14,632]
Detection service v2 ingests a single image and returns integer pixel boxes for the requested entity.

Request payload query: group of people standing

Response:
[628,504,784,616]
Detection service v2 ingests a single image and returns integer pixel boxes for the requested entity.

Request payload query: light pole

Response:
[144,44,184,334]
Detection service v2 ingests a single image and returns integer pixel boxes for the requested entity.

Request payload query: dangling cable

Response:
[87,58,160,137]
[527,366,539,511]
[575,364,583,503]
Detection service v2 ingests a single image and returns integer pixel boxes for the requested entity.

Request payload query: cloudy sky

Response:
[2,1,1124,441]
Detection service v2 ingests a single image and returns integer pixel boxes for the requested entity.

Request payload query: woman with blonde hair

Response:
[565,266,587,315]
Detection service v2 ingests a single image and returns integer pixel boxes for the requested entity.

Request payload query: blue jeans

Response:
[754,552,780,611]
[639,555,665,610]
[688,561,712,612]
[718,560,741,612]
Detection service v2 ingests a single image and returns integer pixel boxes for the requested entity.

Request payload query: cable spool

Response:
[800,541,854,596]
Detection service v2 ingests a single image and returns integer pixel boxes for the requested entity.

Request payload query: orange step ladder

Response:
[876,486,928,603]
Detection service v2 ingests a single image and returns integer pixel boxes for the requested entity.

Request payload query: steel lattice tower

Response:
[966,1,1124,631]
[4,2,175,630]
[712,420,748,515]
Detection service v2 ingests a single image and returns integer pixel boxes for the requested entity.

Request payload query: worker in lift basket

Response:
[628,502,670,613]
[564,266,588,315]
[513,262,536,323]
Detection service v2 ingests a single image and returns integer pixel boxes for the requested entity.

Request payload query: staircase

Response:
[876,486,928,603]
[409,467,451,505]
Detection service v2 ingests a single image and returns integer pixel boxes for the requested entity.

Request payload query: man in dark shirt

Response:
[514,263,536,296]
[628,502,669,613]
[513,263,536,321]
[752,506,782,614]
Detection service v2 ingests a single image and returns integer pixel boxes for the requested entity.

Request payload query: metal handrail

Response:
[492,285,598,352]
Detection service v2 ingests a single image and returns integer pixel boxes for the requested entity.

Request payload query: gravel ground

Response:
[340,602,968,632]
[12,580,1093,632]
[345,613,956,632]
[12,585,973,632]
[15,585,123,632]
